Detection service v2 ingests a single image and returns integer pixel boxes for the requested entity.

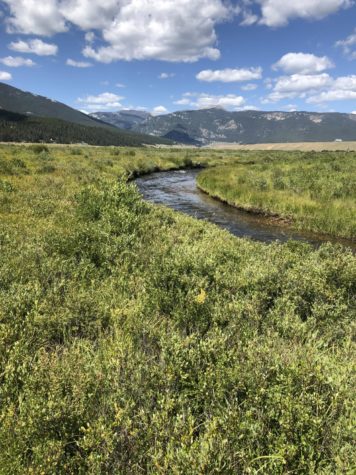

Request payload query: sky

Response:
[0,0,356,115]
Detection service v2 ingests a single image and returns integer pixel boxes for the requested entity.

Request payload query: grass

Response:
[208,141,356,151]
[0,144,355,473]
[197,151,356,240]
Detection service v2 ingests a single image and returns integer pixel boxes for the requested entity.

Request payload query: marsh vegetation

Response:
[197,151,356,239]
[0,145,355,473]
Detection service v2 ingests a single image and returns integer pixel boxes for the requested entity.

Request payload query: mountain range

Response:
[1,82,356,145]
[0,82,169,146]
[133,108,356,145]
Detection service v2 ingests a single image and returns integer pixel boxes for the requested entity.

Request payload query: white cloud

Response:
[336,29,356,59]
[273,53,334,74]
[0,56,36,67]
[241,105,260,111]
[116,82,125,88]
[159,73,175,79]
[152,105,168,115]
[8,39,58,56]
[307,75,356,102]
[240,11,259,26]
[58,0,120,30]
[66,58,92,68]
[3,0,67,35]
[77,92,125,110]
[241,83,258,91]
[263,73,332,102]
[83,0,230,62]
[252,0,352,27]
[263,72,356,104]
[174,92,246,110]
[0,71,12,81]
[308,90,356,102]
[196,67,262,82]
[284,104,298,111]
[352,111,356,114]
[2,1,234,63]
[174,97,191,106]
[85,31,96,43]
[274,73,332,93]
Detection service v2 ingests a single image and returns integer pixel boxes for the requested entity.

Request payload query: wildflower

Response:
[195,288,206,304]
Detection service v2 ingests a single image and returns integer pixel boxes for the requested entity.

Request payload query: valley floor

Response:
[207,141,356,151]
[0,144,355,473]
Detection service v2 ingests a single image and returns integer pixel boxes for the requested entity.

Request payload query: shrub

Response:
[30,144,49,154]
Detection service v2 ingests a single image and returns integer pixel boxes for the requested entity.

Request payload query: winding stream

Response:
[136,169,354,248]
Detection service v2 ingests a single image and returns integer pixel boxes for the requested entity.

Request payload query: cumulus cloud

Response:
[263,73,332,102]
[307,75,356,102]
[174,92,246,110]
[0,56,36,67]
[196,67,262,82]
[252,0,352,27]
[77,92,124,110]
[0,71,12,81]
[264,72,356,104]
[273,53,334,74]
[66,58,92,68]
[336,29,356,59]
[2,1,233,62]
[83,0,230,62]
[274,73,332,93]
[3,0,67,35]
[308,90,356,102]
[152,105,168,115]
[8,39,58,56]
[58,0,119,30]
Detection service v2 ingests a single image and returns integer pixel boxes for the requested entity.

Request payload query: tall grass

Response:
[197,151,356,239]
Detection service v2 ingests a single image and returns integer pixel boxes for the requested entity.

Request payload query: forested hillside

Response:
[0,110,171,146]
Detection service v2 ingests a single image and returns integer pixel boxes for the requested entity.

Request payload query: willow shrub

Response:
[0,146,355,473]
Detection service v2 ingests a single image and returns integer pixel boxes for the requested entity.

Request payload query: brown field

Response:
[207,141,356,151]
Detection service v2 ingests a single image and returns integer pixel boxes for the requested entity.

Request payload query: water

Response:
[136,169,355,248]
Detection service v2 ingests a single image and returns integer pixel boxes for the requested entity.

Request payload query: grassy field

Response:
[197,151,356,240]
[207,141,356,151]
[0,144,355,474]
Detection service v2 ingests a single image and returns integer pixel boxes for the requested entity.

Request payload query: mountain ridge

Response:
[89,110,151,129]
[0,82,114,129]
[133,108,356,145]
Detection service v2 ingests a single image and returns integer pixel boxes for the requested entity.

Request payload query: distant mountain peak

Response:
[88,110,151,129]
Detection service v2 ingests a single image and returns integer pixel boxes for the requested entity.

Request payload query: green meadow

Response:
[197,150,356,239]
[0,145,355,474]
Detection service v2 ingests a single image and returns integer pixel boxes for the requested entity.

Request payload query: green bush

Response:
[0,145,354,473]
[31,144,49,154]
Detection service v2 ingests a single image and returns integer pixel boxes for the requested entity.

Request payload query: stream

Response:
[136,169,354,248]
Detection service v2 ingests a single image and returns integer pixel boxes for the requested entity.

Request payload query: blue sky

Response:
[0,0,356,115]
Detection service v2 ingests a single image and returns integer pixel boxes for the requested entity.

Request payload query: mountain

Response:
[133,108,356,145]
[0,82,113,129]
[0,109,171,146]
[89,110,151,129]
